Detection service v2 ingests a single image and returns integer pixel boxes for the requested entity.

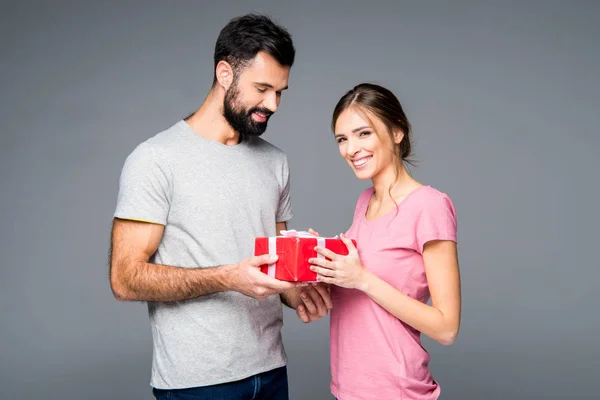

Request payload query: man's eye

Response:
[256,87,266,93]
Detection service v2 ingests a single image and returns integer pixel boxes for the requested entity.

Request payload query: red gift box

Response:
[254,230,356,282]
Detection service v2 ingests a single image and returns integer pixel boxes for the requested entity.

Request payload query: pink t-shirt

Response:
[330,185,457,400]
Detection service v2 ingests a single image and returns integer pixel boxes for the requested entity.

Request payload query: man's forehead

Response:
[240,52,290,88]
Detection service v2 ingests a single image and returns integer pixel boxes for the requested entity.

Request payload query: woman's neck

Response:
[371,162,419,203]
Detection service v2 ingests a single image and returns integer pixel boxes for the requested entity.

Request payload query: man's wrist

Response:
[280,287,300,309]
[218,263,238,292]
[195,263,237,294]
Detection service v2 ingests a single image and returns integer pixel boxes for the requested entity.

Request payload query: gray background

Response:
[1,1,598,399]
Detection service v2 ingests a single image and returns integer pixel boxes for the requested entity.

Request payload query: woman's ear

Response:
[215,61,234,90]
[393,129,404,145]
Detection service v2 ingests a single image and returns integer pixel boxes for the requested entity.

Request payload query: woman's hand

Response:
[309,233,369,291]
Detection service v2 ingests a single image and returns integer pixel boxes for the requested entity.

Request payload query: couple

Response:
[109,13,461,400]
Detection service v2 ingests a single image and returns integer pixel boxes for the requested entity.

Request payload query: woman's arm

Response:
[310,234,461,345]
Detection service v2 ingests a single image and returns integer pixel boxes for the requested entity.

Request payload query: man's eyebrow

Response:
[254,82,289,91]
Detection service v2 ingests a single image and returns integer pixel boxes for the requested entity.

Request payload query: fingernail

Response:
[301,292,307,299]
[270,255,278,262]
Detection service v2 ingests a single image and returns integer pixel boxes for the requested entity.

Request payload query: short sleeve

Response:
[114,142,171,225]
[276,156,293,223]
[415,193,457,253]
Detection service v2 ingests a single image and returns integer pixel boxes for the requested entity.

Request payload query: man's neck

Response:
[185,88,240,146]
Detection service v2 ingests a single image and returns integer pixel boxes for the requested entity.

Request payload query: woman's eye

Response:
[359,131,371,137]
[337,138,346,143]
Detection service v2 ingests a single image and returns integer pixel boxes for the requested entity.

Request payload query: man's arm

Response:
[109,218,294,302]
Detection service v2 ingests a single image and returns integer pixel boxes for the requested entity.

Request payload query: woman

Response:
[308,83,461,400]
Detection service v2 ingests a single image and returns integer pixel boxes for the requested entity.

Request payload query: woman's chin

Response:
[352,169,373,180]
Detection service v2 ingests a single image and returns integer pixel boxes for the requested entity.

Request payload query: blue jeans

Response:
[152,366,288,400]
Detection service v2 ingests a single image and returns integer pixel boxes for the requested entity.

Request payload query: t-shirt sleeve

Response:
[114,142,171,225]
[415,193,457,253]
[276,156,293,223]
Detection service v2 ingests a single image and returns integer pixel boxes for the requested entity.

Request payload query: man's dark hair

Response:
[213,14,295,84]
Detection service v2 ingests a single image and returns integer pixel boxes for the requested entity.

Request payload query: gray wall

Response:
[1,1,598,399]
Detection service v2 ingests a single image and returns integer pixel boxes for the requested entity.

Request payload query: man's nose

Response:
[262,93,278,113]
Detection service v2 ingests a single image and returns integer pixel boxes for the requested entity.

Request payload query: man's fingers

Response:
[300,289,317,315]
[251,272,297,295]
[308,228,320,237]
[296,304,310,323]
[312,283,333,309]
[248,254,278,267]
[269,279,297,291]
[305,285,328,316]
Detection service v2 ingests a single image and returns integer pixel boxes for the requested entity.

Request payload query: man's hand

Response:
[230,254,297,300]
[295,282,333,323]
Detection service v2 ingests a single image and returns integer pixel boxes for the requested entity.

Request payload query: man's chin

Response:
[247,123,268,137]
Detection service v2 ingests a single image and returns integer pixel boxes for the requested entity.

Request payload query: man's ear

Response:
[215,61,234,90]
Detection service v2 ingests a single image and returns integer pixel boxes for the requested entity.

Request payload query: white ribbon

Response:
[316,237,326,261]
[279,230,314,238]
[267,237,277,278]
[280,229,337,239]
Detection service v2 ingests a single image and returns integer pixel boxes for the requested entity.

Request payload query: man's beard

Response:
[223,83,272,142]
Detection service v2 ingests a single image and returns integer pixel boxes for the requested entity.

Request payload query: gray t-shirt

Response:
[114,120,293,389]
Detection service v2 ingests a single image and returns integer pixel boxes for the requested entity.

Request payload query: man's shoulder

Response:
[121,120,188,169]
[143,120,188,150]
[249,137,288,160]
[125,121,188,160]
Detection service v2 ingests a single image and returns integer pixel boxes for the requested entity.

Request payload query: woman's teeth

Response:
[352,156,372,168]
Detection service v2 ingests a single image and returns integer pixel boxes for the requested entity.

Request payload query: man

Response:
[109,14,332,400]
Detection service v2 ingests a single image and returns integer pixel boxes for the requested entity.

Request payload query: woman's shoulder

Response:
[411,185,456,217]
[412,185,452,202]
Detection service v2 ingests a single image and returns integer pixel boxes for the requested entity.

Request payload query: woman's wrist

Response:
[358,269,375,293]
